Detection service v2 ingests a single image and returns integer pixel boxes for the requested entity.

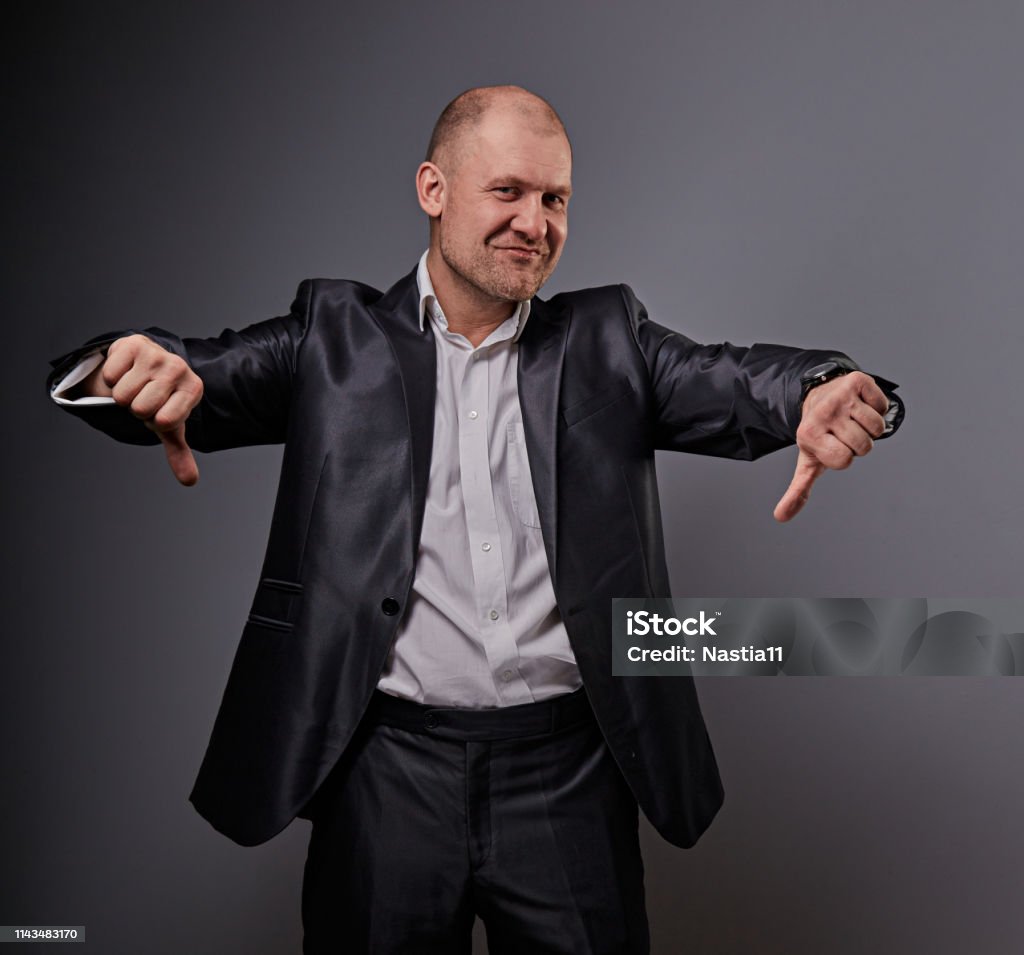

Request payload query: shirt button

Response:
[468,410,478,420]
[489,610,499,621]
[502,669,514,682]
[481,542,491,552]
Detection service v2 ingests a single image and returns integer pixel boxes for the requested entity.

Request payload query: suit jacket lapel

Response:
[518,294,571,580]
[370,269,436,558]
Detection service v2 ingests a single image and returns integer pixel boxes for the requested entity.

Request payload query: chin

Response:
[499,271,548,301]
[506,283,543,302]
[478,276,535,303]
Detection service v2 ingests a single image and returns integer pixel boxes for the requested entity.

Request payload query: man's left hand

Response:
[773,371,890,522]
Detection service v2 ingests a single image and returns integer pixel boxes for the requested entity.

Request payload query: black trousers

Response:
[302,688,650,954]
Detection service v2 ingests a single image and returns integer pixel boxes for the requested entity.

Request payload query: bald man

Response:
[49,86,903,953]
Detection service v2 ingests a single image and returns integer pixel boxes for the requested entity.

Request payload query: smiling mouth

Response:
[494,246,546,259]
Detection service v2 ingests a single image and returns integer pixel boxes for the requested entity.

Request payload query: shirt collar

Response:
[416,250,532,342]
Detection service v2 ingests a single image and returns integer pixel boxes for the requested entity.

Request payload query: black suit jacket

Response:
[49,268,863,848]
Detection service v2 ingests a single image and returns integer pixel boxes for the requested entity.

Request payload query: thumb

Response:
[773,450,824,523]
[158,425,199,487]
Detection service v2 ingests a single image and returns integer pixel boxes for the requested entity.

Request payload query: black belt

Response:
[367,686,593,741]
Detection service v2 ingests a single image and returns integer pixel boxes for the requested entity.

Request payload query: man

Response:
[49,86,902,953]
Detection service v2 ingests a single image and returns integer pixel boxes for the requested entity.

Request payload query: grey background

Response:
[4,1,1023,952]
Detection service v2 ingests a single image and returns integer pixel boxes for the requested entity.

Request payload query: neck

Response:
[426,247,518,347]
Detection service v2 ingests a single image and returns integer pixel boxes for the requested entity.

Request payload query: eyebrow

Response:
[484,175,573,198]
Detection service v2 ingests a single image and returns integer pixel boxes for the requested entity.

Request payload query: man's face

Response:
[434,110,572,303]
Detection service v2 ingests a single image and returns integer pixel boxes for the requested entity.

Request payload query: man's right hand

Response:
[82,334,204,486]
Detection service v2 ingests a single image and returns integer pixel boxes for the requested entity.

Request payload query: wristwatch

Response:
[799,360,850,401]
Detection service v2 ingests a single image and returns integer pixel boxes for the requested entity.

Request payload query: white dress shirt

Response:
[377,254,579,707]
[50,254,581,708]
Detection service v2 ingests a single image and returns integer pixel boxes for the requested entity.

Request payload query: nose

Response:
[510,195,546,242]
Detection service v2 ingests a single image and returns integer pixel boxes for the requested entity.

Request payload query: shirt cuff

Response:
[50,350,116,406]
[869,374,905,438]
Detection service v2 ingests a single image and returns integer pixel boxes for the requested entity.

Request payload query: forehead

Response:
[462,109,572,190]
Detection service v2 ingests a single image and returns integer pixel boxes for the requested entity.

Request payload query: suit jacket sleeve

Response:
[46,281,314,452]
[620,284,889,459]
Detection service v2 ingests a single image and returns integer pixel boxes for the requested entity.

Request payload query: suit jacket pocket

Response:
[562,377,635,428]
[247,577,303,631]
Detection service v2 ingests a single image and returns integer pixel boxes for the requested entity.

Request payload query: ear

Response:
[416,162,446,218]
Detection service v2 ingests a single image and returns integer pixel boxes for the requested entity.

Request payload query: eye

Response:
[544,194,565,208]
[493,186,518,198]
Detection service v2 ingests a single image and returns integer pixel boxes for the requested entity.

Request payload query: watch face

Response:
[801,361,843,385]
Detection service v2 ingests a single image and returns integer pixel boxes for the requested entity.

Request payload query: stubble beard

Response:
[439,229,554,305]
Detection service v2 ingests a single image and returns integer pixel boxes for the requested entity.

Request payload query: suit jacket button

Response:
[381,597,400,616]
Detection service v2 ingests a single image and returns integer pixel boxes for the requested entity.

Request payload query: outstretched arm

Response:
[624,285,903,520]
[48,280,314,484]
